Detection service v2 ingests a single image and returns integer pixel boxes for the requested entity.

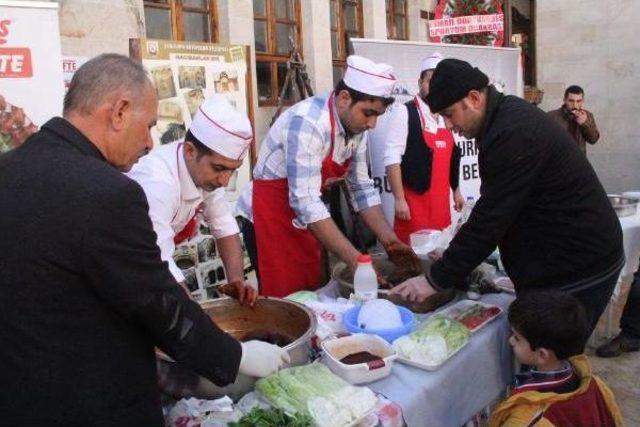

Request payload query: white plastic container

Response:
[322,334,397,384]
[410,229,441,255]
[353,254,378,302]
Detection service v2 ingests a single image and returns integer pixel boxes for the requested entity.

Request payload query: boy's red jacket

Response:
[489,355,623,427]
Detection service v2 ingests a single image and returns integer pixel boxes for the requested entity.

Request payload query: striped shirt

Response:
[513,360,580,394]
[237,93,380,227]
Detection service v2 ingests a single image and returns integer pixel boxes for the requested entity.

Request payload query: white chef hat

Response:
[343,55,397,98]
[420,52,444,73]
[189,95,253,160]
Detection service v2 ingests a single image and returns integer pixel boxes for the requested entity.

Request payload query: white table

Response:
[617,212,640,280]
[603,211,640,337]
[368,293,514,427]
[317,283,515,427]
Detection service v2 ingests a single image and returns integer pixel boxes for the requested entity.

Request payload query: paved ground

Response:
[588,279,640,426]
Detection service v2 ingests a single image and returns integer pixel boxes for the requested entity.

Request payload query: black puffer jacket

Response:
[429,86,623,292]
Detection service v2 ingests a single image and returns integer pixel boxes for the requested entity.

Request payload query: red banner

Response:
[0,47,33,78]
[429,0,504,47]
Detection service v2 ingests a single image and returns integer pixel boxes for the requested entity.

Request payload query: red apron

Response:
[394,97,455,244]
[173,214,199,244]
[172,143,204,244]
[253,94,351,297]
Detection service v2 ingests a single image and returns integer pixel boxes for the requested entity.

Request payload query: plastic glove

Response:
[218,281,258,307]
[388,275,437,303]
[238,340,290,378]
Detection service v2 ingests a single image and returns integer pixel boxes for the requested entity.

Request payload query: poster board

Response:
[0,1,64,153]
[352,38,522,225]
[62,56,89,92]
[130,38,254,205]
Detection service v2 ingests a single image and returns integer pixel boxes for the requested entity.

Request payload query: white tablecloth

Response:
[599,211,640,338]
[317,283,515,427]
[618,212,640,280]
[368,293,514,427]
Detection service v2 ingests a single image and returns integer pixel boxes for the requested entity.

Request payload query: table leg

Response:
[604,273,626,339]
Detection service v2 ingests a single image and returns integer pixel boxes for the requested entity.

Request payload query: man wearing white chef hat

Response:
[383,52,464,245]
[128,95,257,306]
[237,55,421,298]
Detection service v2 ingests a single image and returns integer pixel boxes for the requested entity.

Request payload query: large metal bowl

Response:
[608,195,640,217]
[157,297,316,401]
[332,253,455,313]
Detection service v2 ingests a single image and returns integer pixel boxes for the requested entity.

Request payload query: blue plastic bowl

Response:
[342,304,416,343]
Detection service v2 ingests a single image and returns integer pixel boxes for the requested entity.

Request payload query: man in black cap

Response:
[389,58,623,335]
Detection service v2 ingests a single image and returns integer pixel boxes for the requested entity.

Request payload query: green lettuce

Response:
[255,363,377,427]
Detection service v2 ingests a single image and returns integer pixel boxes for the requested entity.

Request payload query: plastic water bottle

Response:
[353,254,378,303]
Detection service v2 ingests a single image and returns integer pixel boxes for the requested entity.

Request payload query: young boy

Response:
[489,290,623,427]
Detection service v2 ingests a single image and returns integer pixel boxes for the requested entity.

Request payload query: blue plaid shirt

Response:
[242,94,380,227]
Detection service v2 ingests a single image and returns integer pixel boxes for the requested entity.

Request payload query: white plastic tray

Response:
[395,341,466,371]
[392,315,470,371]
[438,300,503,333]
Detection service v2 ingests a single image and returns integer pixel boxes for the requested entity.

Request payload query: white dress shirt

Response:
[126,141,239,281]
[234,180,253,222]
[383,96,446,167]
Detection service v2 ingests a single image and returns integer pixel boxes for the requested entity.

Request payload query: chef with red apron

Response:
[237,55,415,298]
[385,53,464,244]
[127,95,257,304]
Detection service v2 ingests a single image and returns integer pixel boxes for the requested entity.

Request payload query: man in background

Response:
[384,52,464,244]
[547,85,600,155]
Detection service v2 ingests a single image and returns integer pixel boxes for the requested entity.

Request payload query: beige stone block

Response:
[537,82,564,111]
[301,0,333,94]
[362,0,387,39]
[608,0,640,26]
[217,0,253,45]
[592,151,640,193]
[407,0,426,41]
[60,0,144,56]
[535,0,568,13]
[604,60,636,80]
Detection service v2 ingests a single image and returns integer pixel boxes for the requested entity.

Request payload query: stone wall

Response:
[58,0,144,57]
[536,0,640,193]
